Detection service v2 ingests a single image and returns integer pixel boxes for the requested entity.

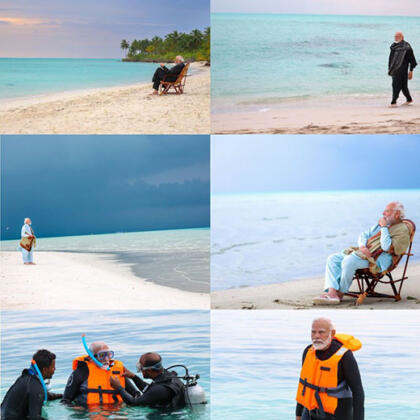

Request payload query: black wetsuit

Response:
[61,360,138,406]
[116,370,185,408]
[389,44,417,104]
[152,63,185,90]
[296,339,365,420]
[1,369,62,420]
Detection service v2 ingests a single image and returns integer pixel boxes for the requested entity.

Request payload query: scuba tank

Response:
[166,365,207,406]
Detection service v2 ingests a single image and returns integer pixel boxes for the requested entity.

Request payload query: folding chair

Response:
[159,63,190,95]
[346,219,416,305]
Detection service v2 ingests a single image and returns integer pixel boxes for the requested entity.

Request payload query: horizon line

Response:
[211,11,420,18]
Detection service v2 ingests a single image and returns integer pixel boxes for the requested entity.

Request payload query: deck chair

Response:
[346,219,416,305]
[159,63,190,95]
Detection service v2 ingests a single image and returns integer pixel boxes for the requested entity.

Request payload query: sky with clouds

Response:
[211,135,420,194]
[1,135,210,239]
[211,0,420,16]
[0,0,209,58]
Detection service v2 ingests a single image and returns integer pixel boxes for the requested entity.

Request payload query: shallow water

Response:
[211,310,420,420]
[211,190,420,290]
[0,310,210,419]
[0,228,209,293]
[0,58,158,100]
[212,14,420,110]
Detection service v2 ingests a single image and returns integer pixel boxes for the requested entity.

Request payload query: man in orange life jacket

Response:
[62,341,138,406]
[296,318,364,420]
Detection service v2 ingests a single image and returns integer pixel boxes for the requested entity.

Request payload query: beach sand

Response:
[0,63,210,134]
[211,262,420,309]
[212,93,420,134]
[0,251,209,310]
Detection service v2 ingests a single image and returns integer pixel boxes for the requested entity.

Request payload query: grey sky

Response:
[211,0,420,16]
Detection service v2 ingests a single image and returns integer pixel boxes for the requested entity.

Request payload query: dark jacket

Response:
[117,369,185,408]
[1,369,61,420]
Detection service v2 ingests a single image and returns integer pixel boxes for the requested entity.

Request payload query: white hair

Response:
[393,202,405,218]
[89,341,108,354]
[312,317,335,331]
[24,217,30,224]
[176,55,184,63]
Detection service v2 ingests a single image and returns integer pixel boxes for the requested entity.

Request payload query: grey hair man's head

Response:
[311,317,336,350]
[383,202,405,224]
[175,55,184,64]
[24,217,31,225]
[395,32,404,42]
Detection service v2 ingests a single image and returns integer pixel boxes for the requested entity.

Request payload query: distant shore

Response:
[211,261,420,309]
[0,251,209,310]
[0,62,209,134]
[212,92,420,134]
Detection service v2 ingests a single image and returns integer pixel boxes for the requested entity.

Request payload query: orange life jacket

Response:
[296,334,361,417]
[72,355,126,405]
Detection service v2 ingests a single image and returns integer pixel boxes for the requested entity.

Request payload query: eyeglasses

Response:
[95,350,114,361]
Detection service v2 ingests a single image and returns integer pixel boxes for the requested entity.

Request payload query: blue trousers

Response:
[324,251,369,293]
[21,248,33,263]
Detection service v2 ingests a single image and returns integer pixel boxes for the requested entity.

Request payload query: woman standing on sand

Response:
[19,217,36,265]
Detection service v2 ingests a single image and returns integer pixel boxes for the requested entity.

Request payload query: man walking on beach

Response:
[151,56,185,95]
[388,32,417,107]
[19,217,36,265]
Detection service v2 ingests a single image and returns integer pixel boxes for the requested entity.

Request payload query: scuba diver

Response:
[1,349,62,420]
[296,318,365,420]
[109,352,205,408]
[62,340,139,406]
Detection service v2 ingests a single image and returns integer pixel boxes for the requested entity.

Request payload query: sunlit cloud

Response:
[0,16,60,26]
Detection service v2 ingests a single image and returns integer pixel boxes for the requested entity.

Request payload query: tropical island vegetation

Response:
[120,28,210,63]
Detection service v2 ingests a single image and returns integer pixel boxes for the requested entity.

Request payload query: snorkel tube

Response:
[31,359,48,403]
[82,334,110,371]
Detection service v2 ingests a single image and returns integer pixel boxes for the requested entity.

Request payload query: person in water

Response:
[313,202,410,305]
[62,341,138,406]
[151,56,186,95]
[109,352,185,408]
[296,318,365,420]
[388,31,417,107]
[19,217,36,265]
[1,349,62,420]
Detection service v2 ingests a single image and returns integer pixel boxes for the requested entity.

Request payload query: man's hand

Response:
[122,366,135,379]
[296,417,301,420]
[109,375,121,389]
[378,217,388,227]
[359,245,372,258]
[408,71,413,80]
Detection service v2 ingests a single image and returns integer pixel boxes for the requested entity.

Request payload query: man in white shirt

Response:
[19,217,36,265]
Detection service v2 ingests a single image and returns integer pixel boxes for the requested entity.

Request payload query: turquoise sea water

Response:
[1,310,210,420]
[211,14,420,111]
[211,310,420,420]
[211,189,420,290]
[0,58,158,100]
[0,228,209,293]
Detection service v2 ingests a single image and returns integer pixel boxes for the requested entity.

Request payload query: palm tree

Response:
[120,39,129,57]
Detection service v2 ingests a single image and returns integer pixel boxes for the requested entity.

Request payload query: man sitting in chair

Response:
[313,202,411,305]
[151,56,185,95]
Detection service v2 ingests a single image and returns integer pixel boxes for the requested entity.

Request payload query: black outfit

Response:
[61,360,138,406]
[296,339,365,420]
[116,369,185,408]
[389,44,417,104]
[152,63,185,90]
[1,369,62,420]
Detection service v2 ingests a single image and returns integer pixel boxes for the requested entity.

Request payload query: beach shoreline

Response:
[211,261,420,309]
[0,251,209,310]
[212,92,420,134]
[0,62,210,134]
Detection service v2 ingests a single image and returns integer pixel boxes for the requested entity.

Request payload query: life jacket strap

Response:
[86,387,119,404]
[299,378,351,418]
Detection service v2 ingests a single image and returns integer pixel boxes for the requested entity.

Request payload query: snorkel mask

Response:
[136,358,163,372]
[82,334,111,371]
